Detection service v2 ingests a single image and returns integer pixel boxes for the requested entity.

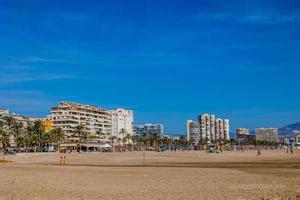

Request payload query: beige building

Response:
[198,114,216,141]
[236,128,249,135]
[51,102,112,137]
[255,128,279,143]
[0,108,41,146]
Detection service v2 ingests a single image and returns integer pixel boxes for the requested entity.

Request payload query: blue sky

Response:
[0,0,300,134]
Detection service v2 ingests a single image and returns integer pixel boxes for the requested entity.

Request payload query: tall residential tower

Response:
[110,109,134,139]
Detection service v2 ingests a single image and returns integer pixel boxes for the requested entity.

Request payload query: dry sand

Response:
[0,150,299,200]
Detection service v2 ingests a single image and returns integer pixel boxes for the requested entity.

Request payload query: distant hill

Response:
[279,122,300,137]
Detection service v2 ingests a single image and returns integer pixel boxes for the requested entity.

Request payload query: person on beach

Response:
[59,148,67,165]
[257,146,261,156]
[290,145,294,154]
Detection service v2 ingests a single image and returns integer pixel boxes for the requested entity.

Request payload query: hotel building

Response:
[110,108,134,139]
[255,128,279,143]
[51,102,112,137]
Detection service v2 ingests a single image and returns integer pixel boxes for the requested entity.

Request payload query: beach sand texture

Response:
[0,150,299,200]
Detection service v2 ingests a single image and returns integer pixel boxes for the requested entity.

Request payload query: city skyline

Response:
[1,0,300,134]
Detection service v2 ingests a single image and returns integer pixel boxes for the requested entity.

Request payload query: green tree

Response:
[73,125,84,140]
[0,129,9,160]
[51,127,64,145]
[13,122,24,149]
[3,116,14,146]
[151,133,161,151]
[32,120,45,152]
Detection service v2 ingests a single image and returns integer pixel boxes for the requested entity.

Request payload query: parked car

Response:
[4,148,16,155]
[43,146,56,152]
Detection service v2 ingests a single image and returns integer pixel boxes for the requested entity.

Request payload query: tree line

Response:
[0,116,64,153]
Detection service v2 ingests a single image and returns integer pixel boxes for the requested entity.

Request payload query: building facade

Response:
[236,128,249,136]
[197,114,230,142]
[110,109,133,139]
[0,109,9,128]
[51,102,111,137]
[186,120,201,144]
[255,128,279,143]
[134,123,163,137]
[198,114,216,141]
[0,108,40,146]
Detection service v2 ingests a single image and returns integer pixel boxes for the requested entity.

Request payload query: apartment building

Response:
[236,128,249,136]
[198,114,216,141]
[186,120,201,144]
[110,108,133,139]
[134,123,163,137]
[0,108,40,146]
[185,114,230,143]
[255,128,279,143]
[51,102,111,137]
[0,109,9,127]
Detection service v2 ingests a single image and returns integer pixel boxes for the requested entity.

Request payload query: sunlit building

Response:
[110,108,133,139]
[196,114,230,142]
[236,128,249,136]
[134,123,163,137]
[255,128,279,143]
[198,114,216,141]
[51,102,111,137]
[186,120,200,144]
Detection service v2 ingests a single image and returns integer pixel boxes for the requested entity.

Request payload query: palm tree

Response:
[96,130,106,139]
[131,135,140,150]
[151,133,161,151]
[179,136,186,150]
[124,133,132,150]
[73,125,84,140]
[13,122,23,150]
[43,131,53,152]
[51,127,64,149]
[32,120,45,152]
[3,116,14,147]
[0,129,9,160]
[109,136,117,152]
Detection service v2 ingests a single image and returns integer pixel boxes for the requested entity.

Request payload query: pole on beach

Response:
[143,142,145,167]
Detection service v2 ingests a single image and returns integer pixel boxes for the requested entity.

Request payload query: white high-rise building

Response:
[186,120,201,144]
[197,114,230,142]
[186,120,193,141]
[110,109,133,139]
[198,114,216,141]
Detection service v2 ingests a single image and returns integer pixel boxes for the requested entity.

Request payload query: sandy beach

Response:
[0,150,299,200]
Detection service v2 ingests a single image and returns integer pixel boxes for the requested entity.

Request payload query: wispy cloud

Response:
[9,56,67,63]
[240,10,300,24]
[195,9,300,25]
[196,12,233,21]
[0,73,76,84]
[0,89,55,117]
